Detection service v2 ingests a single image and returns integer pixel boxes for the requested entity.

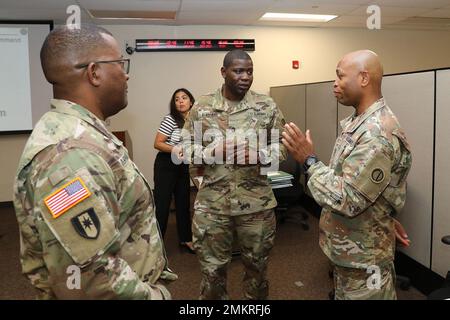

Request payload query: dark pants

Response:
[153,152,192,242]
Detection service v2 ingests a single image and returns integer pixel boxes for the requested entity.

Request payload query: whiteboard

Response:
[0,23,51,133]
[0,27,32,130]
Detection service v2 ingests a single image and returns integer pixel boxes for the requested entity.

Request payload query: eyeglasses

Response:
[75,58,130,74]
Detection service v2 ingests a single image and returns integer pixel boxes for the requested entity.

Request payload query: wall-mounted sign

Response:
[135,39,255,52]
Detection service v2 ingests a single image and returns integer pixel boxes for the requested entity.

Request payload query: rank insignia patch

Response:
[44,177,91,219]
[71,208,100,239]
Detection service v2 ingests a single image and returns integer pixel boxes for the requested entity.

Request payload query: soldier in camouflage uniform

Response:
[13,25,176,299]
[181,50,287,299]
[282,50,412,300]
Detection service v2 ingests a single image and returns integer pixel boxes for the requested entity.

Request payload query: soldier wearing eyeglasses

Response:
[13,24,176,299]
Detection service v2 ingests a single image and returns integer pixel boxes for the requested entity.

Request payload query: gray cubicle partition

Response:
[305,82,337,165]
[271,67,450,280]
[269,85,306,186]
[337,103,353,135]
[270,84,306,132]
[433,69,450,278]
[271,81,337,165]
[382,72,435,269]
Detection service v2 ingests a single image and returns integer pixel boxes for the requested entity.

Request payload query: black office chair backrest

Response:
[442,235,450,245]
[427,235,450,299]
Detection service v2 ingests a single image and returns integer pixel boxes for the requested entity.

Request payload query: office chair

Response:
[272,153,309,230]
[428,235,450,300]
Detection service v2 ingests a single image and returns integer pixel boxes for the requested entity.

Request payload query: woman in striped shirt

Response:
[153,88,195,254]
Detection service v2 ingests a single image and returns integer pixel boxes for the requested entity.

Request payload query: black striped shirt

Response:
[158,115,181,146]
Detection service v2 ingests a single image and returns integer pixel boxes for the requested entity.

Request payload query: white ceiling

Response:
[1,0,450,30]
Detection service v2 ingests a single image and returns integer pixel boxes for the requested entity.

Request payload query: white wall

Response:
[2,24,450,201]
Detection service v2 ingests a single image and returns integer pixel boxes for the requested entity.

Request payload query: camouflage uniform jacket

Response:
[13,99,176,299]
[307,98,412,269]
[182,88,287,216]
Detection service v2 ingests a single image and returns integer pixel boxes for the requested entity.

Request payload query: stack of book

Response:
[267,171,293,189]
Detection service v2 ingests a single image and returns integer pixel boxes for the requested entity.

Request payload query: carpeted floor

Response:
[0,200,425,300]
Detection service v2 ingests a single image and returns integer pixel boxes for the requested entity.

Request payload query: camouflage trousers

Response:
[192,209,276,300]
[333,262,397,300]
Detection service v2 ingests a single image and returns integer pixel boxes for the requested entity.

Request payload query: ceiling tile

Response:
[323,15,407,27]
[270,0,372,5]
[0,0,73,10]
[181,0,272,12]
[347,5,434,17]
[373,0,450,9]
[418,8,450,18]
[386,24,450,30]
[0,8,77,21]
[79,0,181,11]
[389,16,450,30]
[178,11,263,21]
[1,0,449,30]
[178,18,256,26]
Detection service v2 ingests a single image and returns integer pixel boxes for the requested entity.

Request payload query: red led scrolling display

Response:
[135,39,255,52]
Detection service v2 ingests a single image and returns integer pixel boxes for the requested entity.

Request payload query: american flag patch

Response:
[44,177,91,219]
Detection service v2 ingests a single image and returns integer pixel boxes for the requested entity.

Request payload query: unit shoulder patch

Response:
[71,208,100,239]
[370,168,385,184]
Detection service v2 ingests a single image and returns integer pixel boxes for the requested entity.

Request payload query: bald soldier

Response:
[13,25,176,299]
[282,50,412,299]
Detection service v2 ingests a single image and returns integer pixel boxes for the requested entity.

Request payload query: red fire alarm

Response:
[292,60,300,69]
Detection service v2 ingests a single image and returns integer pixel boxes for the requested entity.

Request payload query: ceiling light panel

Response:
[260,12,337,22]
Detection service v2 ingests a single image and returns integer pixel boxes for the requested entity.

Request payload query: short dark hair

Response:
[40,24,113,84]
[170,88,195,128]
[223,49,252,68]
